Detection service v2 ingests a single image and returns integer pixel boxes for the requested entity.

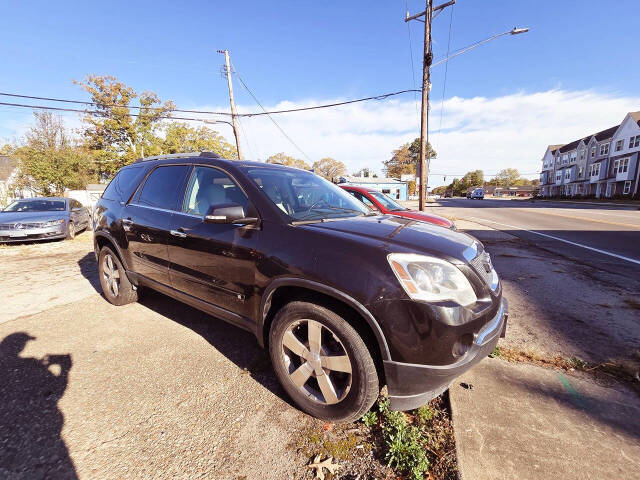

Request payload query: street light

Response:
[431,27,530,68]
[203,119,234,127]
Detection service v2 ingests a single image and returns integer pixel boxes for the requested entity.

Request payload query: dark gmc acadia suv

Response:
[93,152,507,422]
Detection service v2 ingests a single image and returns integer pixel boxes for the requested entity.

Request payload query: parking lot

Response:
[1,214,639,479]
[0,233,317,479]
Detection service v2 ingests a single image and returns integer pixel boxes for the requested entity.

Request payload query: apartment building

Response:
[539,111,640,199]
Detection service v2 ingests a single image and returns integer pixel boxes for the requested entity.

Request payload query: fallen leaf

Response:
[322,422,333,432]
[307,455,342,480]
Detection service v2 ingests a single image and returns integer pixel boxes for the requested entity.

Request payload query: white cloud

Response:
[2,89,638,187]
[209,89,640,186]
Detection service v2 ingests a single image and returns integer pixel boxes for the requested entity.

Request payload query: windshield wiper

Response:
[296,206,367,221]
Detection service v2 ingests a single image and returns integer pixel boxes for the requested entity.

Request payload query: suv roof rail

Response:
[135,151,223,163]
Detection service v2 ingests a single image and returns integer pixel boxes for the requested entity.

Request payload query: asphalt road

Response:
[426,198,640,278]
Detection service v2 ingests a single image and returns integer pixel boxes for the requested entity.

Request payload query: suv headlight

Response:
[45,219,65,226]
[387,253,477,306]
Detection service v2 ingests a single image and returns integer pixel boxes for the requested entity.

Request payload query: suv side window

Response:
[135,165,191,211]
[183,166,248,216]
[70,200,82,210]
[102,166,143,202]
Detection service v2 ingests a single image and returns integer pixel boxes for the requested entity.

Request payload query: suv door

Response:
[124,164,191,285]
[167,165,260,318]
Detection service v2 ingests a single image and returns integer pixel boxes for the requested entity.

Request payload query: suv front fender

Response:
[258,277,390,361]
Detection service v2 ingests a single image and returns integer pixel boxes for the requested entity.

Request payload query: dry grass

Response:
[490,346,640,391]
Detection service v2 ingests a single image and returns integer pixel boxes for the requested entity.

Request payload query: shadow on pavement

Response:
[137,289,296,409]
[0,333,77,479]
[77,252,101,293]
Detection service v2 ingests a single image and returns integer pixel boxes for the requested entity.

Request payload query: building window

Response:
[623,181,631,194]
[629,135,640,148]
[578,166,584,178]
[590,163,601,177]
[570,152,577,163]
[591,147,596,157]
[599,143,610,156]
[561,154,568,164]
[615,140,624,151]
[556,172,561,182]
[564,170,570,180]
[579,149,585,160]
[617,157,629,174]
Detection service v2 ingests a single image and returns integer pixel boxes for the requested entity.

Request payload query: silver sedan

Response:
[0,197,90,243]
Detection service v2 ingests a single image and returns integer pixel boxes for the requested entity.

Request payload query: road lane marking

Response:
[514,209,640,229]
[467,216,640,266]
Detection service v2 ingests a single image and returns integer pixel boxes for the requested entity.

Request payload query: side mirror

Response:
[204,203,259,226]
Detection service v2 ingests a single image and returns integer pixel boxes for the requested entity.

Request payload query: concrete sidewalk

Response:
[450,359,640,480]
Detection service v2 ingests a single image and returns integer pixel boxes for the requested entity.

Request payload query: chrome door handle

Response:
[170,229,187,238]
[122,218,133,225]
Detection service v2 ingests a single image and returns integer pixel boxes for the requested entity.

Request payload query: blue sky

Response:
[2,0,640,184]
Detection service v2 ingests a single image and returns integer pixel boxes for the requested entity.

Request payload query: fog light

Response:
[452,334,474,358]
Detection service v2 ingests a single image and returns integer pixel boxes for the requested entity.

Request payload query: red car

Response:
[340,185,455,229]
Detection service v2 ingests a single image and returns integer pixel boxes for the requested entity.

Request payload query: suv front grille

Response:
[470,252,493,286]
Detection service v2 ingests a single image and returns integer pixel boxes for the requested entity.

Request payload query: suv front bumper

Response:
[384,297,508,411]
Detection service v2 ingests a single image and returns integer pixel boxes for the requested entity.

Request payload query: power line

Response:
[231,65,312,162]
[435,3,454,140]
[0,100,223,124]
[405,0,420,124]
[0,89,420,118]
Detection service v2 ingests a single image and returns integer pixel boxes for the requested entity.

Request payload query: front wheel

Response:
[98,247,138,306]
[269,301,379,422]
[65,221,75,240]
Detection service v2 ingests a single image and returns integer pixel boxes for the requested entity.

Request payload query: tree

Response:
[266,152,310,170]
[13,111,97,196]
[161,122,237,158]
[494,168,520,187]
[383,138,436,179]
[75,75,175,175]
[312,157,346,181]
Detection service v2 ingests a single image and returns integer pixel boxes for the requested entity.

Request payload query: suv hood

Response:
[302,215,477,263]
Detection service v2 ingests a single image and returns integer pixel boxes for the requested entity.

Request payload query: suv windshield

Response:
[368,191,407,211]
[3,199,66,212]
[245,168,371,221]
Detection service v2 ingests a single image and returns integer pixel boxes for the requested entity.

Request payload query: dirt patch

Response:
[292,394,457,480]
[0,232,97,323]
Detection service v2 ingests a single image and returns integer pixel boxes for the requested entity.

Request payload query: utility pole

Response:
[218,49,243,160]
[406,0,455,210]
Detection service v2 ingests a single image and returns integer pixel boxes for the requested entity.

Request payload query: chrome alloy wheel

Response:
[102,253,121,297]
[281,319,353,405]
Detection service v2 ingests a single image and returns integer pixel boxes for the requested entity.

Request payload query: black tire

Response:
[269,301,379,422]
[98,246,138,306]
[65,221,75,240]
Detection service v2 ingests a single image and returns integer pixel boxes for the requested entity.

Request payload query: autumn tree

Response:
[493,168,520,187]
[312,157,346,181]
[75,75,175,175]
[266,152,310,170]
[161,122,237,158]
[13,111,96,195]
[383,138,436,178]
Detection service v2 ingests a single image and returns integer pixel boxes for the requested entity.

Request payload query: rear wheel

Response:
[98,247,138,306]
[269,301,379,422]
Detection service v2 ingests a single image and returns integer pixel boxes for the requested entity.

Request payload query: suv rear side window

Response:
[136,165,191,211]
[102,166,143,202]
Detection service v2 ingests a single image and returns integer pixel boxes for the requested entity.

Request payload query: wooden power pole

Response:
[406,0,455,211]
[218,49,243,160]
